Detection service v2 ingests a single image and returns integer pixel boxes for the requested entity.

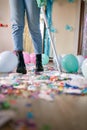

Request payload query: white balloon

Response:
[76,55,84,67]
[0,51,18,72]
[81,59,87,78]
[75,55,85,73]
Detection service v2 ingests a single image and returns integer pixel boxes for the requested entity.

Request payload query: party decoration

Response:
[26,103,32,107]
[0,23,8,27]
[42,54,49,65]
[23,51,30,64]
[68,0,75,3]
[65,25,73,31]
[51,26,57,33]
[61,54,79,73]
[75,55,84,72]
[28,85,36,91]
[27,112,34,119]
[85,56,87,58]
[41,124,51,130]
[76,55,85,74]
[81,59,87,78]
[36,0,47,7]
[0,51,18,73]
[2,102,10,109]
[61,54,66,72]
[30,53,36,64]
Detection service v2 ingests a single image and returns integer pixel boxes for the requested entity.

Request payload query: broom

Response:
[36,0,61,74]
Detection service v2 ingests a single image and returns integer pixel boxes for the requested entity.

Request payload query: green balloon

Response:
[42,54,49,65]
[61,54,79,73]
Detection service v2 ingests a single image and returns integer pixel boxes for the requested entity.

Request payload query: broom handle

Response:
[41,7,61,74]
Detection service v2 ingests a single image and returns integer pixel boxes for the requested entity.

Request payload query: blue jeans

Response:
[9,0,42,54]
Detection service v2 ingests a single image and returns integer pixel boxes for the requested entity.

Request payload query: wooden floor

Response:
[1,94,87,130]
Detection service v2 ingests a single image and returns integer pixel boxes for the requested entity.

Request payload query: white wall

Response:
[52,0,81,55]
[0,0,13,52]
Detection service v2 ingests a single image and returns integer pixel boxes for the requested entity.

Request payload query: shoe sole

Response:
[16,68,27,74]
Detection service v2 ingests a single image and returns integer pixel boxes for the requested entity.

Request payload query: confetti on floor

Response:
[0,63,87,129]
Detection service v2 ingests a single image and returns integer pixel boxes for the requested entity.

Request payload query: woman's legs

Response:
[24,0,42,54]
[9,0,43,73]
[9,0,25,51]
[24,0,43,72]
[9,0,27,74]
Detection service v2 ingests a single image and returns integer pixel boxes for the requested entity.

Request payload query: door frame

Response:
[78,0,85,54]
